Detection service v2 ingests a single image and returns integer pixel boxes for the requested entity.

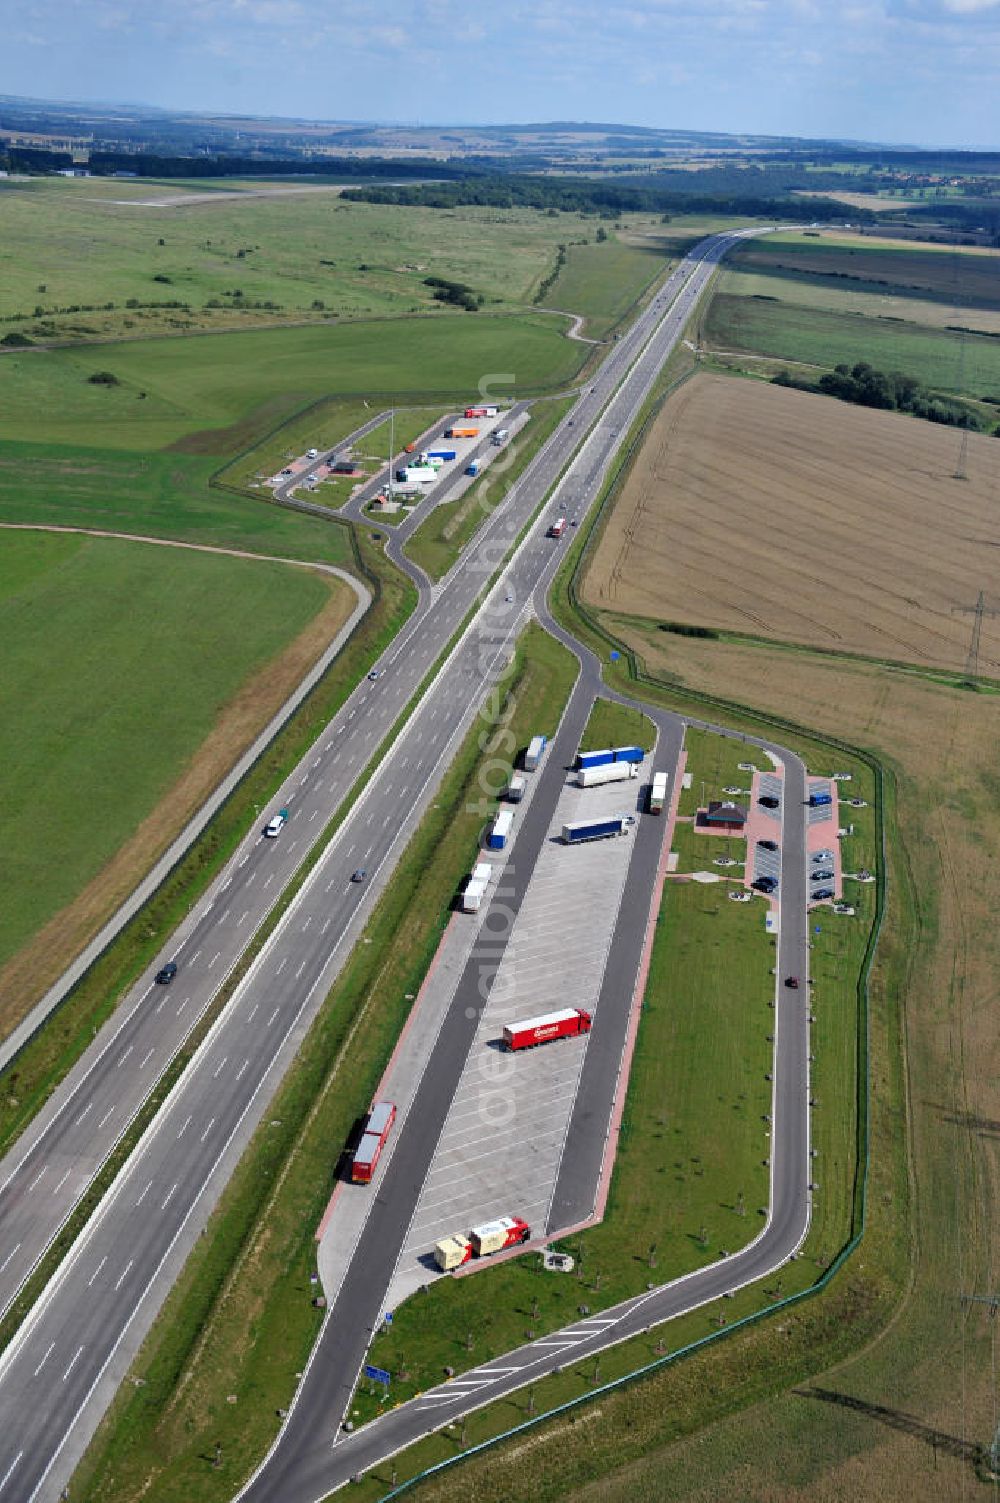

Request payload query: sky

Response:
[3,0,1000,146]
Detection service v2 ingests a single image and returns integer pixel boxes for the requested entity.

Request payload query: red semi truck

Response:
[502,1008,592,1051]
[434,1215,530,1271]
[350,1100,396,1184]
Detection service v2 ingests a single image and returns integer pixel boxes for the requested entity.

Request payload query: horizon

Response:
[3,1,998,147]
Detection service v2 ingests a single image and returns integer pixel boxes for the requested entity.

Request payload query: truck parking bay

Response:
[387,757,657,1306]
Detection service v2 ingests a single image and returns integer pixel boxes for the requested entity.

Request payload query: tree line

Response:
[773,361,991,430]
[339,173,863,222]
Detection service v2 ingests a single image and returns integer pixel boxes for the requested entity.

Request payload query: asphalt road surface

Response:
[0,229,779,1502]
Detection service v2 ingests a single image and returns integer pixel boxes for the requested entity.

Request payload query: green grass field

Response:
[0,181,612,342]
[0,529,333,972]
[579,697,656,754]
[703,293,1000,397]
[0,314,588,452]
[0,444,357,566]
[538,238,671,338]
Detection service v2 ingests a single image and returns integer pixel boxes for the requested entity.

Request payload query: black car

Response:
[759,794,780,809]
[811,868,834,882]
[753,876,777,893]
[155,962,178,985]
[351,869,367,884]
[812,888,834,901]
[757,838,778,851]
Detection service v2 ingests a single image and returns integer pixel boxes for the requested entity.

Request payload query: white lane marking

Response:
[212,1057,227,1079]
[312,756,321,768]
[301,915,312,931]
[87,1256,107,1287]
[191,949,202,964]
[247,1003,259,1023]
[160,1182,178,1210]
[220,877,232,893]
[114,1258,134,1290]
[218,909,230,925]
[200,1117,216,1143]
[263,873,275,888]
[98,1107,116,1130]
[117,1045,133,1068]
[325,879,336,893]
[154,996,166,1015]
[62,1345,84,1382]
[267,1007,280,1028]
[276,957,287,975]
[176,998,188,1016]
[0,1242,21,1274]
[0,1452,24,1493]
[135,1181,152,1207]
[52,1169,72,1196]
[322,918,332,934]
[295,961,306,979]
[245,871,256,886]
[237,910,250,926]
[208,952,221,969]
[32,1342,54,1378]
[235,1059,249,1081]
[176,1115,192,1139]
[26,1167,48,1193]
[139,1047,155,1069]
[288,841,298,852]
[239,855,249,867]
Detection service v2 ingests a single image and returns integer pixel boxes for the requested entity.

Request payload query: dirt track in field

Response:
[582,373,1000,675]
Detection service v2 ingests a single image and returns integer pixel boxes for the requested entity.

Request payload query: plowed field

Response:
[583,372,1000,674]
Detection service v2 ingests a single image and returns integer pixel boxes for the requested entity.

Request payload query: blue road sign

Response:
[364,1364,391,1387]
[610,650,621,661]
[814,925,822,933]
[384,1311,393,1326]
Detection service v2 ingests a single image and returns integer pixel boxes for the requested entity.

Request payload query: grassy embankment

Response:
[537,237,672,339]
[578,696,656,753]
[0,530,412,1162]
[0,529,341,999]
[69,623,581,1503]
[405,397,575,580]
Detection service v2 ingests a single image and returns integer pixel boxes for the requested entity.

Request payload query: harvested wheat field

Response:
[583,373,1000,674]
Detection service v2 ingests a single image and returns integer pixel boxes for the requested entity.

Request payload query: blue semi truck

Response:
[576,745,644,772]
[561,816,631,845]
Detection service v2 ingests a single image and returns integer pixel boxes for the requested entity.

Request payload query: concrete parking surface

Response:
[387,762,650,1304]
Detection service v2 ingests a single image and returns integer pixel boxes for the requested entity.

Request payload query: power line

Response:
[952,591,1000,684]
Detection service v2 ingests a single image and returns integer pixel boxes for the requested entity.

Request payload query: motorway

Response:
[0,228,782,1501]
